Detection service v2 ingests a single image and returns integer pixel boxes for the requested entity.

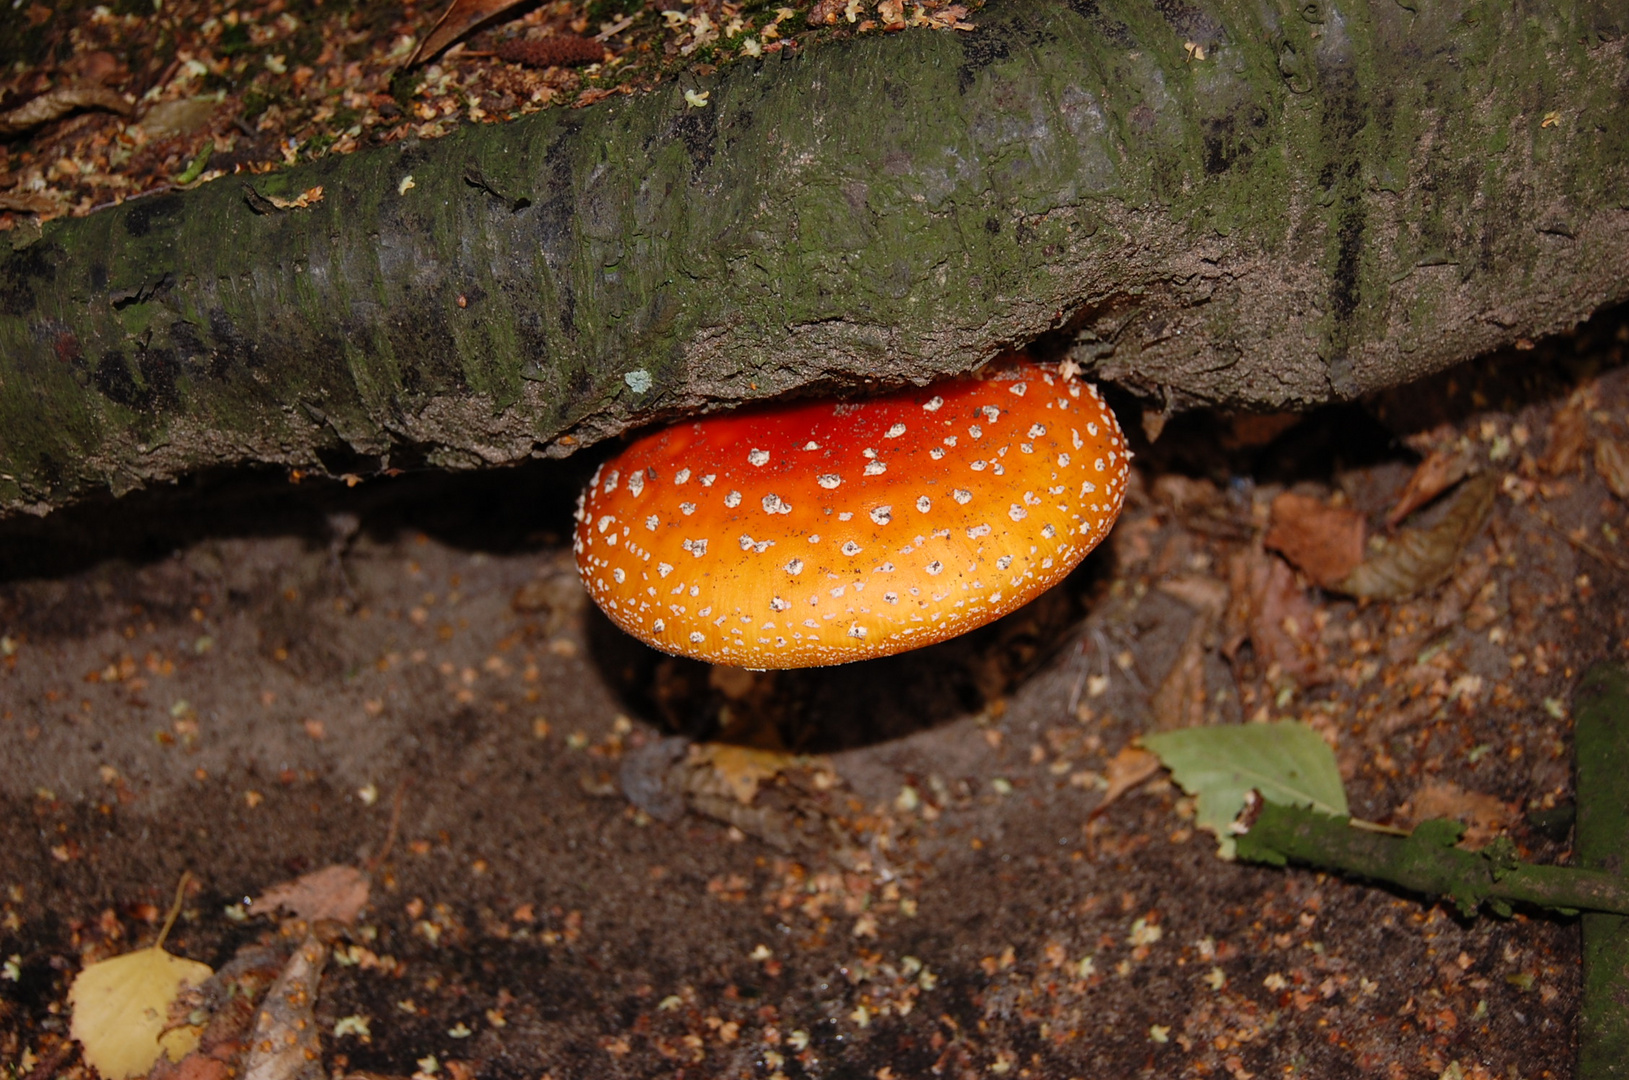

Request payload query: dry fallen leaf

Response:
[1089,745,1162,819]
[1595,437,1629,500]
[410,0,528,65]
[136,96,220,139]
[1157,574,1228,616]
[1151,615,1209,732]
[689,743,800,804]
[1335,473,1497,601]
[1539,383,1595,475]
[1404,780,1516,848]
[242,183,326,215]
[268,185,324,210]
[1231,551,1325,685]
[254,864,369,925]
[0,83,133,136]
[0,190,62,216]
[69,876,213,1080]
[1388,448,1476,528]
[1263,492,1366,588]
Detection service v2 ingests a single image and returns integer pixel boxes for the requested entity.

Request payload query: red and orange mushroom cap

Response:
[573,357,1129,669]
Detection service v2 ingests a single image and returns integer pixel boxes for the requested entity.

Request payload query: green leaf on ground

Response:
[1144,722,1348,858]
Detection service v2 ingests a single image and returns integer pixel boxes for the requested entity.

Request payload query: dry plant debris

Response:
[0,0,978,226]
[253,864,371,925]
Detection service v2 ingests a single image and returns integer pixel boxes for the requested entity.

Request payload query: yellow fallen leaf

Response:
[68,873,213,1079]
[69,945,211,1078]
[692,744,794,804]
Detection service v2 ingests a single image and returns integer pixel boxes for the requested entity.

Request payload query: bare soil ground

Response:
[2,310,1627,1079]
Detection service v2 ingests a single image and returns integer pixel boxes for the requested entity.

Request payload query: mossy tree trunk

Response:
[2,0,1625,517]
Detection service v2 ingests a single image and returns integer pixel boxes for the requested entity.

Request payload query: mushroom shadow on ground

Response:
[581,543,1121,754]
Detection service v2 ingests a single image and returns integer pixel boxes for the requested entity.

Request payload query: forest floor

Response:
[1,0,972,224]
[1,308,1626,1079]
[5,0,1629,1076]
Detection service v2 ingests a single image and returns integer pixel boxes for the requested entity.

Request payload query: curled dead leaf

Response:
[1264,492,1366,588]
[409,0,529,66]
[1334,473,1497,601]
[1388,447,1476,528]
[242,184,324,214]
[0,83,133,137]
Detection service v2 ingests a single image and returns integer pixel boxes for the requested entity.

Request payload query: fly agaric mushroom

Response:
[573,357,1128,669]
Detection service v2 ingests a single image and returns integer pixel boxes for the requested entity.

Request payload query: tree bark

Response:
[1,0,1625,517]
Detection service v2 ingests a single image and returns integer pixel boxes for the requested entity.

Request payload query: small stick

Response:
[154,870,193,950]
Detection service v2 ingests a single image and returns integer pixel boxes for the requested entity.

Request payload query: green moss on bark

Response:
[2,0,1626,515]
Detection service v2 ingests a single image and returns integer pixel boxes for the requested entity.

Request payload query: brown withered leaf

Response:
[1263,492,1366,588]
[1539,383,1595,475]
[1404,780,1516,848]
[254,864,369,925]
[1152,628,1208,732]
[1250,553,1326,684]
[1388,448,1476,528]
[409,0,527,66]
[0,83,133,136]
[1595,437,1629,501]
[1088,745,1163,820]
[1335,472,1497,601]
[1157,574,1228,616]
[0,190,62,216]
[1150,614,1210,732]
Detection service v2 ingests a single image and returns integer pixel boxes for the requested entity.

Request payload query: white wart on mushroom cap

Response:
[573,358,1129,669]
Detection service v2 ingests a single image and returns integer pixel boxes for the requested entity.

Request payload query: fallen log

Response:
[2,0,1625,517]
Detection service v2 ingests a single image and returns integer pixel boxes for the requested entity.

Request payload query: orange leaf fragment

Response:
[690,743,796,805]
[1264,492,1365,589]
[1089,745,1162,820]
[1388,448,1476,528]
[254,864,370,925]
[1404,780,1516,848]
